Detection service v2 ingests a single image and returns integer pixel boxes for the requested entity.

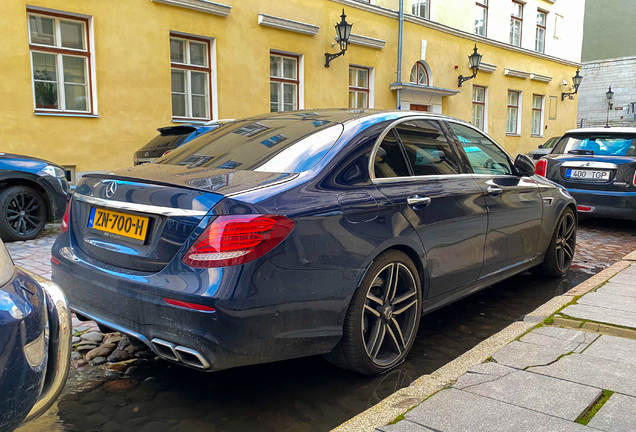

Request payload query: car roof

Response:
[565,127,636,134]
[229,109,467,125]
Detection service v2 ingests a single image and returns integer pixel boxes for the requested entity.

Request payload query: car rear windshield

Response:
[553,134,636,156]
[140,132,191,151]
[156,118,344,173]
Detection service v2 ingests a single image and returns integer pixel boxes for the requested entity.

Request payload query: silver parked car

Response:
[528,136,560,161]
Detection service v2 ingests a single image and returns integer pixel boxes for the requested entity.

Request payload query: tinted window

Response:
[553,134,636,156]
[140,132,191,151]
[157,119,343,173]
[374,129,410,178]
[395,120,459,176]
[449,123,513,175]
[543,136,559,149]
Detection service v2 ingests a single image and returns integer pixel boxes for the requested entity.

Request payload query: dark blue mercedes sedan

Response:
[51,110,576,375]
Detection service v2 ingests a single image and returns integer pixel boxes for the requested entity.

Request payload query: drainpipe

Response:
[396,0,404,110]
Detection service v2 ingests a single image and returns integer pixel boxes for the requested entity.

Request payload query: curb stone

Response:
[331,250,636,432]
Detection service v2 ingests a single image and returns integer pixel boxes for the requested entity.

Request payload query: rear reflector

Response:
[535,159,547,177]
[61,198,72,233]
[182,214,295,268]
[163,298,216,312]
[51,257,60,265]
[577,206,594,212]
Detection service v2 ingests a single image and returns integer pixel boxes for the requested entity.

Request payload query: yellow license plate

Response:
[88,207,149,242]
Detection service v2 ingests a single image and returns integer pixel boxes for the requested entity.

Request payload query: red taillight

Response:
[633,170,636,187]
[577,206,593,212]
[182,215,295,268]
[163,298,216,312]
[162,150,172,157]
[61,198,72,233]
[535,159,547,177]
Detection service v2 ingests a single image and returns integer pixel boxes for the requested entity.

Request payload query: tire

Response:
[324,250,422,375]
[0,186,47,242]
[531,208,576,278]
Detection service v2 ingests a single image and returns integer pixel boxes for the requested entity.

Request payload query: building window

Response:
[532,95,544,136]
[411,0,429,19]
[170,35,211,120]
[474,0,488,36]
[349,66,369,109]
[507,91,520,134]
[27,10,92,113]
[410,104,429,111]
[536,10,546,53]
[472,85,486,131]
[510,1,523,47]
[554,14,563,39]
[270,52,298,112]
[409,62,429,86]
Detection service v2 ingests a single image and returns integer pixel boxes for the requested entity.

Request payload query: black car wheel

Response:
[325,250,422,375]
[532,208,576,278]
[0,186,47,241]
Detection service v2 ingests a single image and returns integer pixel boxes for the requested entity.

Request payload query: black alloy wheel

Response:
[363,262,419,367]
[324,250,422,375]
[0,186,47,241]
[531,207,576,278]
[555,211,576,273]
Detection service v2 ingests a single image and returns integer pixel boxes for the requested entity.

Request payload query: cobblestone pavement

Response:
[11,218,636,432]
[6,224,59,280]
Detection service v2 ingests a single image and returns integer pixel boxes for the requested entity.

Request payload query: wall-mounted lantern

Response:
[561,69,583,100]
[605,86,614,128]
[458,45,482,87]
[325,10,353,68]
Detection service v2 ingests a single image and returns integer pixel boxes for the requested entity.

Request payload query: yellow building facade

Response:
[1,0,581,177]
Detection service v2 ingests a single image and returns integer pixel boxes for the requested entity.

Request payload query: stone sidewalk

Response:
[378,261,636,432]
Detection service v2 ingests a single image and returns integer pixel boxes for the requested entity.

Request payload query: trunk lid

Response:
[70,165,294,272]
[545,154,636,192]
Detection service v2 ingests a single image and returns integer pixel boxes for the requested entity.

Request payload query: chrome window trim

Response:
[561,161,618,170]
[369,114,465,182]
[372,173,477,184]
[74,193,209,217]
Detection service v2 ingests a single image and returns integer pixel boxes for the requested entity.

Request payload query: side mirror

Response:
[538,144,544,149]
[514,154,536,177]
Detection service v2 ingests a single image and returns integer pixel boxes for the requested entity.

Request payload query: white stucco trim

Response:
[258,14,319,36]
[530,73,553,83]
[348,34,386,49]
[151,0,231,17]
[477,62,497,74]
[505,68,531,79]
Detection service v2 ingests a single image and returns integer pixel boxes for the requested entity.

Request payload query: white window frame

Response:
[411,0,430,19]
[510,1,523,47]
[170,34,213,121]
[531,94,545,137]
[349,65,372,109]
[270,51,303,112]
[27,9,96,115]
[536,10,547,53]
[474,0,488,37]
[472,85,488,133]
[507,90,522,135]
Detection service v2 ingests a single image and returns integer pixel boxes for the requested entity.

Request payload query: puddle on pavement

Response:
[16,221,636,432]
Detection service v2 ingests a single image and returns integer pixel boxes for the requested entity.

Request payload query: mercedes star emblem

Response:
[105,181,118,198]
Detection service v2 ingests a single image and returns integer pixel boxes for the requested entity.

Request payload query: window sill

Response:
[506,133,521,137]
[172,118,211,125]
[35,111,99,118]
[531,134,544,138]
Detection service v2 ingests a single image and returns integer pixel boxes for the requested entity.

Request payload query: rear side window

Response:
[395,120,459,176]
[553,134,636,156]
[543,137,559,149]
[157,118,343,173]
[374,129,410,178]
[140,132,191,151]
[449,123,513,176]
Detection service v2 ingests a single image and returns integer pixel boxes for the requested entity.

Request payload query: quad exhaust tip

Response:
[151,338,211,370]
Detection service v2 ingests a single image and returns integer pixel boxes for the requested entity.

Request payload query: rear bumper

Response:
[51,239,360,372]
[569,188,636,220]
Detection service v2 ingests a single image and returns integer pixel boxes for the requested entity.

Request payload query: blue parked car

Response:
[0,239,71,432]
[51,110,576,375]
[0,154,69,241]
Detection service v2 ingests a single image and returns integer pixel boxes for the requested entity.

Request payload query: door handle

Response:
[407,195,432,207]
[487,186,503,197]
